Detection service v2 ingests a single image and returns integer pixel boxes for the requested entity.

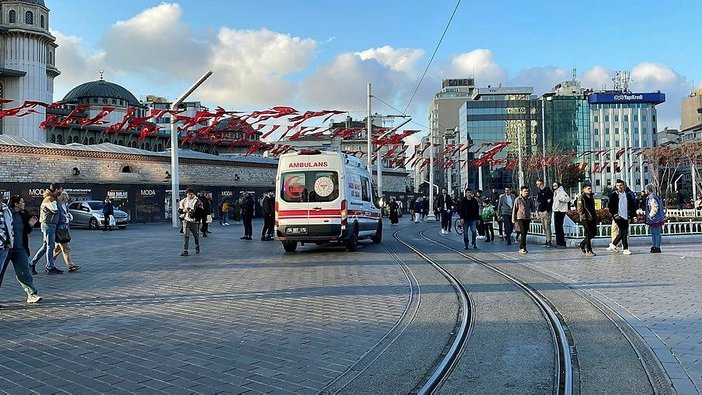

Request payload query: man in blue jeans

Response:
[457,189,480,249]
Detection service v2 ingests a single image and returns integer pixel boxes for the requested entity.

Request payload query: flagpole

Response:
[367,83,372,176]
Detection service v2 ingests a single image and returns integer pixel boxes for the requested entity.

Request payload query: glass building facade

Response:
[458,87,540,190]
[541,93,591,182]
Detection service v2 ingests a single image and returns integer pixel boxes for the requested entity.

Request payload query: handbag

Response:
[109,216,116,227]
[206,214,213,224]
[56,228,71,243]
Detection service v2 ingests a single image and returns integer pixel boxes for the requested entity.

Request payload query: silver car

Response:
[67,200,129,230]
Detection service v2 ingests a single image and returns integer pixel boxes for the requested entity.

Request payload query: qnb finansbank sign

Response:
[588,92,666,104]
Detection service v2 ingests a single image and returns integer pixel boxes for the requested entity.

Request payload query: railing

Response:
[528,220,702,238]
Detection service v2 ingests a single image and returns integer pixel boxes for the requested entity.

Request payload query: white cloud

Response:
[580,66,612,91]
[101,3,208,77]
[510,67,571,95]
[449,49,507,86]
[200,28,317,106]
[53,31,107,99]
[356,46,424,75]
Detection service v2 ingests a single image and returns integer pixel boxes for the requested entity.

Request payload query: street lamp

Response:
[170,70,213,227]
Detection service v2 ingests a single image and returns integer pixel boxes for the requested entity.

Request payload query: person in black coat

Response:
[260,190,275,241]
[577,185,597,256]
[0,195,42,304]
[457,189,481,249]
[388,198,400,225]
[607,179,638,254]
[435,188,454,233]
[240,192,255,240]
[102,198,115,231]
[198,191,212,237]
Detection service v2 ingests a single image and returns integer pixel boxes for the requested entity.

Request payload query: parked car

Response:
[67,200,129,230]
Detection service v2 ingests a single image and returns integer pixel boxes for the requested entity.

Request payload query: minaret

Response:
[0,0,60,141]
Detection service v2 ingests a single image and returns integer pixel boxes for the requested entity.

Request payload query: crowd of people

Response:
[420,178,673,256]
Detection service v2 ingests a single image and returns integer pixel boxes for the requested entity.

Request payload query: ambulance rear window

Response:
[280,171,339,203]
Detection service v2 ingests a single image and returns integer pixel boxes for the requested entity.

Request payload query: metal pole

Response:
[367,83,372,176]
[427,112,436,222]
[517,124,524,187]
[541,97,547,181]
[170,70,213,227]
[478,164,483,191]
[693,163,698,206]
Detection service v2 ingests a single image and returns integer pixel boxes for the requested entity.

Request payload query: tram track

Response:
[415,230,575,395]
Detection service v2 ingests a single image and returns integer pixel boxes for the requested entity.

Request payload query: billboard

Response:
[588,92,665,104]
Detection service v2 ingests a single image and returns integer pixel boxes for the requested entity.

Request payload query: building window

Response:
[623,114,628,122]
[40,15,44,28]
[614,114,619,122]
[596,180,601,186]
[594,115,598,122]
[593,128,598,135]
[604,115,609,122]
[633,114,638,121]
[8,10,16,23]
[605,128,610,135]
[25,11,33,25]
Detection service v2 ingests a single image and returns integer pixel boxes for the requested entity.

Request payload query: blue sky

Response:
[47,0,701,134]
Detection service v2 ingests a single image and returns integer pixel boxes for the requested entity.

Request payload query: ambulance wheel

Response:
[282,241,298,252]
[345,226,359,252]
[371,220,382,244]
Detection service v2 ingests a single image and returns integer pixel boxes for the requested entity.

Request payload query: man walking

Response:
[436,188,454,234]
[199,191,212,237]
[607,179,637,255]
[535,179,553,247]
[577,184,597,256]
[457,189,480,250]
[261,190,275,241]
[496,187,516,245]
[178,188,203,256]
[512,186,535,254]
[552,182,570,248]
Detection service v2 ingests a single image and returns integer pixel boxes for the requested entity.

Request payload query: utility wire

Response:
[403,0,461,114]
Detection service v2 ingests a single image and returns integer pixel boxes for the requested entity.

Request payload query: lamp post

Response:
[427,112,437,222]
[170,71,213,227]
[517,123,525,187]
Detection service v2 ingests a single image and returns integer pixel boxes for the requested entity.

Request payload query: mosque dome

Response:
[62,79,142,107]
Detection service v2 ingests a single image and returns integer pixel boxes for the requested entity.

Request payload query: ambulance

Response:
[275,150,382,252]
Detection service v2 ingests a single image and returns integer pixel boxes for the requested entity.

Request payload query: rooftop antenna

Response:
[622,71,630,93]
[612,71,621,91]
[572,68,577,82]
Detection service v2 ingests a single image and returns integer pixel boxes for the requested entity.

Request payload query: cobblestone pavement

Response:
[0,221,409,394]
[442,226,702,394]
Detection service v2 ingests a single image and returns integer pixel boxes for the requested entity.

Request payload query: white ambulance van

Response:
[275,150,382,252]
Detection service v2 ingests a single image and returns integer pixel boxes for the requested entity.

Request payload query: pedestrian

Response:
[102,198,114,231]
[388,197,400,225]
[644,184,665,253]
[178,188,203,256]
[261,189,275,240]
[240,191,254,240]
[676,190,685,211]
[421,197,429,222]
[457,188,480,249]
[577,184,597,256]
[475,190,485,239]
[219,199,230,226]
[607,179,637,255]
[552,182,570,248]
[30,183,63,274]
[198,191,212,237]
[535,179,553,247]
[436,188,454,234]
[408,197,416,222]
[512,186,535,254]
[0,194,43,306]
[489,188,503,240]
[413,198,423,223]
[52,191,80,272]
[480,201,495,242]
[496,186,516,245]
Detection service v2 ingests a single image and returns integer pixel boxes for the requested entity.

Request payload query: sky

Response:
[47,0,702,141]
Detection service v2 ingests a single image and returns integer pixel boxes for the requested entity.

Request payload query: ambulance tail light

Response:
[341,199,348,227]
[274,201,279,226]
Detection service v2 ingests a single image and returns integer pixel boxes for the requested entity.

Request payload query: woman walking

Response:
[644,184,665,253]
[388,197,400,225]
[577,184,597,257]
[0,195,43,305]
[31,183,63,274]
[53,191,80,272]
